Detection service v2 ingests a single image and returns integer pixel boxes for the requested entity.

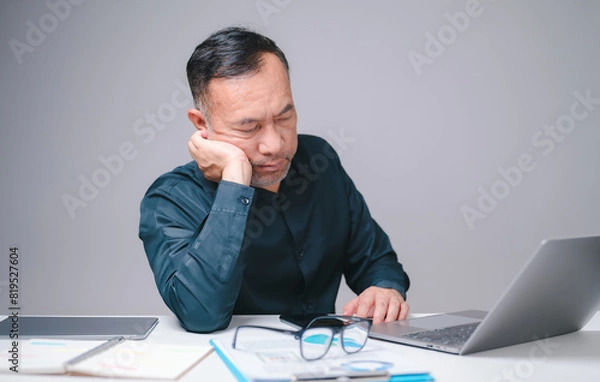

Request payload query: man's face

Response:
[204,53,298,190]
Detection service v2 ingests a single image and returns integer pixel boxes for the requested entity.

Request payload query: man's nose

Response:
[257,124,283,156]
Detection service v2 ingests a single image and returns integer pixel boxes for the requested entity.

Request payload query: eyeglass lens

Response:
[340,321,370,352]
[300,320,370,360]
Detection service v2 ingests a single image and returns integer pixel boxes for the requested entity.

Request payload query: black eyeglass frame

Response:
[231,315,372,361]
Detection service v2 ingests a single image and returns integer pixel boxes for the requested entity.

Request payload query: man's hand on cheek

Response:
[187,131,252,185]
[342,286,410,324]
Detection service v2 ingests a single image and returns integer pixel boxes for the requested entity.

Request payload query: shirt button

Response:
[240,197,250,205]
[298,250,304,257]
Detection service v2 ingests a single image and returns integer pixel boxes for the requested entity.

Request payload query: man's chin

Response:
[250,163,291,189]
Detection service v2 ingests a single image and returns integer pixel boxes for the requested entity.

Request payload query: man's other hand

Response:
[188,131,252,185]
[342,286,409,324]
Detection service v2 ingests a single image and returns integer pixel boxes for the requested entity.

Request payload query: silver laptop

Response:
[370,235,600,355]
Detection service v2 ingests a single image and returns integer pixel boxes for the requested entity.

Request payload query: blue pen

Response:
[388,373,434,382]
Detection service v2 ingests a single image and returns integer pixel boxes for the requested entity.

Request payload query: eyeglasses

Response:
[232,315,372,361]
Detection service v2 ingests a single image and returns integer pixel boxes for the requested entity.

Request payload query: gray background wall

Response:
[1,0,599,317]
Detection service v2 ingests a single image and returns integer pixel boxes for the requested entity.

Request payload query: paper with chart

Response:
[211,329,430,381]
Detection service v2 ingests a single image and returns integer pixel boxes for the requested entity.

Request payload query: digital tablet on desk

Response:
[0,316,159,340]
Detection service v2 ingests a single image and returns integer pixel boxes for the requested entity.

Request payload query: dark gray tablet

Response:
[0,316,159,340]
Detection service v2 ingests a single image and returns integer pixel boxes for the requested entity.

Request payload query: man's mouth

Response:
[256,159,285,171]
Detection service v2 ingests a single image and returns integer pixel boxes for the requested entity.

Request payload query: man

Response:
[139,27,410,333]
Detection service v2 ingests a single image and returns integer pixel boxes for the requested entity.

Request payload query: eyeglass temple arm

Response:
[232,325,301,348]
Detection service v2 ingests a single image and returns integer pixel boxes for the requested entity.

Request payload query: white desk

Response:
[1,311,599,381]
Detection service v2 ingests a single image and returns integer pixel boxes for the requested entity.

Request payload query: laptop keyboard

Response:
[404,322,480,348]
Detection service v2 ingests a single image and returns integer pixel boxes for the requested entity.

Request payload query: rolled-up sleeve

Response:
[139,177,254,333]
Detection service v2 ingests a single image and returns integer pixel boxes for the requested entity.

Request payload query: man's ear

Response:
[188,108,209,138]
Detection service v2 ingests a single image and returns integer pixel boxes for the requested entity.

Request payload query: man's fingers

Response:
[384,296,401,322]
[372,295,389,324]
[355,291,375,318]
[342,296,359,316]
[399,301,410,320]
[189,131,204,149]
[344,287,410,323]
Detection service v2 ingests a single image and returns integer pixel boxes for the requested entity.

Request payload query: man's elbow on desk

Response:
[174,307,233,333]
[167,291,233,333]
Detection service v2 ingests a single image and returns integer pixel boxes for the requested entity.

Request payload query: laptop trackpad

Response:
[371,313,483,337]
[404,314,481,330]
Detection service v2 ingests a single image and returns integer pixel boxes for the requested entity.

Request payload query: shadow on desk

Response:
[469,330,600,361]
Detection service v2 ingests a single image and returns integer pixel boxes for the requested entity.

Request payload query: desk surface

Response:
[1,311,599,381]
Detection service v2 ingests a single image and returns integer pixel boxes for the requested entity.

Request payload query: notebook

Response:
[1,336,213,379]
[370,235,600,355]
[0,316,159,340]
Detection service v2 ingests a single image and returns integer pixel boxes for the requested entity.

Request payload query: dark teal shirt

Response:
[139,135,409,333]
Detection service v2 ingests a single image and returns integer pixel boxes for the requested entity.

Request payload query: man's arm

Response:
[337,161,410,323]
[139,132,254,333]
[139,178,253,333]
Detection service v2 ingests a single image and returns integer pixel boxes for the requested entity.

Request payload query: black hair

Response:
[186,26,290,114]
